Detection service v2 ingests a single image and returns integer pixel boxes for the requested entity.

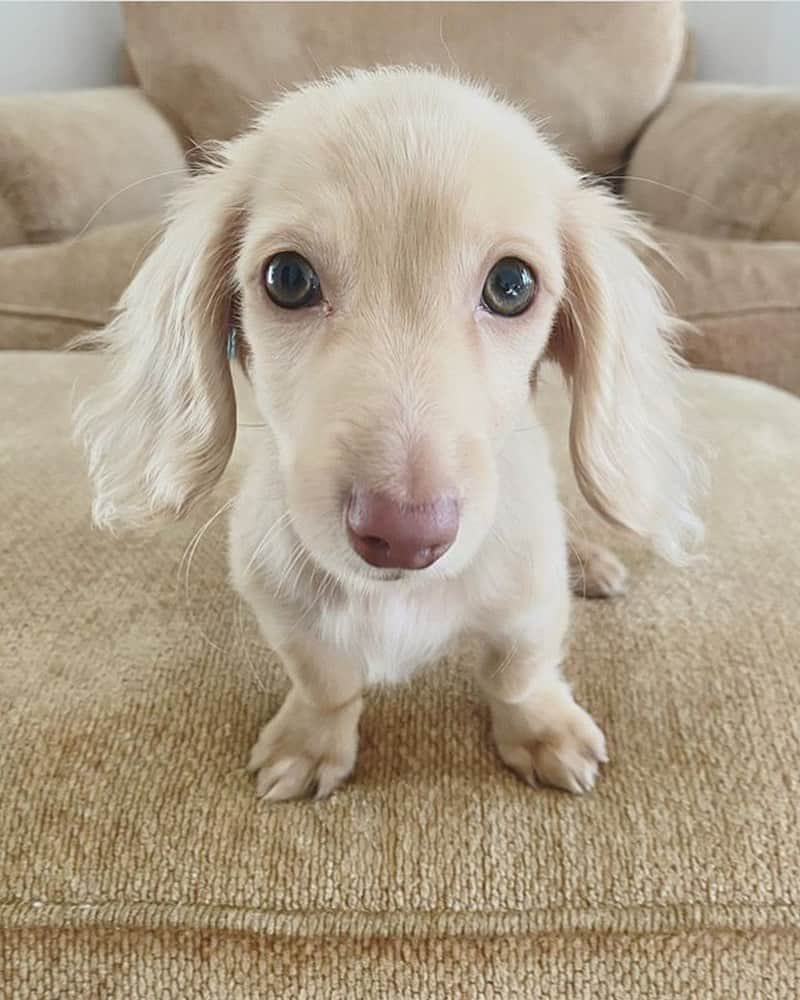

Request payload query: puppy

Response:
[76,68,701,801]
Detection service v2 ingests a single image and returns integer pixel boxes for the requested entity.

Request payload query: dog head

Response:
[76,68,701,583]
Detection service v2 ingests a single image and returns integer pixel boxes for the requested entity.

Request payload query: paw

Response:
[247,689,361,802]
[492,693,607,794]
[569,541,628,599]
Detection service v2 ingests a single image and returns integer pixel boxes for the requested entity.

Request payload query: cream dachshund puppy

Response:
[76,68,701,801]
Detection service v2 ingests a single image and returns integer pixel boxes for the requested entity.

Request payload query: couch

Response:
[3,4,799,997]
[2,2,799,393]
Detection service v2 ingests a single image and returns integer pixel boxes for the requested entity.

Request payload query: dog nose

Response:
[347,489,459,570]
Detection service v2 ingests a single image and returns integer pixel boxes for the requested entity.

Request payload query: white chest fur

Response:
[317,584,466,685]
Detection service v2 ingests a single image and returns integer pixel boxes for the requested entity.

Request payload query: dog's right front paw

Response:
[247,689,362,802]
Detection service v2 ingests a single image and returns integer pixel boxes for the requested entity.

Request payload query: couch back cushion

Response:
[123,1,686,175]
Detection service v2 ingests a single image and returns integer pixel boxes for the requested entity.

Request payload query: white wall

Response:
[0,1,122,95]
[685,1,800,87]
[0,2,798,96]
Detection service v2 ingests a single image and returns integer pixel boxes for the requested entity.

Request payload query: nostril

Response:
[360,534,391,559]
[363,534,387,548]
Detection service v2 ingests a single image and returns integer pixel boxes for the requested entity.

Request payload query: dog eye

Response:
[264,252,322,309]
[482,258,536,317]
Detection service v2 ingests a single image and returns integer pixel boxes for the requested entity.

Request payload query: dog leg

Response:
[568,536,628,599]
[247,634,363,802]
[477,599,607,794]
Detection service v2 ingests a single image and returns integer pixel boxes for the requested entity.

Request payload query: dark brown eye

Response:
[482,257,536,317]
[264,252,322,309]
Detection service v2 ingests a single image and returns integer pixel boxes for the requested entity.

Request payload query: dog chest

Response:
[318,586,462,685]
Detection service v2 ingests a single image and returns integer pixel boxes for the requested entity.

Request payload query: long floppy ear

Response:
[547,181,703,563]
[74,153,246,530]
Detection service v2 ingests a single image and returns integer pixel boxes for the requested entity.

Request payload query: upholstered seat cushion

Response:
[3,354,799,997]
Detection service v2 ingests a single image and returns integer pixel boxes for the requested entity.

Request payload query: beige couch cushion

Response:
[123,1,686,175]
[648,228,800,396]
[0,88,183,248]
[627,82,800,242]
[3,354,799,996]
[0,217,161,350]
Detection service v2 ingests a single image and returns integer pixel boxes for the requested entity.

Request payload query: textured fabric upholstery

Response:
[0,88,183,247]
[122,1,686,175]
[0,217,162,351]
[626,82,800,242]
[3,354,799,996]
[644,228,800,395]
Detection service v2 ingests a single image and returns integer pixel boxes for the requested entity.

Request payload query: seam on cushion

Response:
[7,923,800,941]
[2,899,799,939]
[684,305,800,322]
[0,304,106,325]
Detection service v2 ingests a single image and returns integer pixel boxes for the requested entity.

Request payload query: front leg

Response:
[247,632,363,802]
[477,595,607,794]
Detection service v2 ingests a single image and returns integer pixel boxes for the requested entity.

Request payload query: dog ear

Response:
[546,181,703,563]
[75,150,247,530]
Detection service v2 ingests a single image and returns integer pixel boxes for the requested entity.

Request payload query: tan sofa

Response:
[3,4,799,997]
[1,2,799,393]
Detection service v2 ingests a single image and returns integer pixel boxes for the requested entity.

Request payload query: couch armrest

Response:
[625,82,800,242]
[0,87,185,248]
[0,216,162,351]
[642,228,800,395]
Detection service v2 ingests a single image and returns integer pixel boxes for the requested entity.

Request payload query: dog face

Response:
[76,69,701,582]
[235,73,571,583]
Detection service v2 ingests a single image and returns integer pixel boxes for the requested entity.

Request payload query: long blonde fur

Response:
[74,152,245,529]
[548,183,704,564]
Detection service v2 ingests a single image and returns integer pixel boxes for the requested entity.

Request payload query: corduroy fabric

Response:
[2,354,799,997]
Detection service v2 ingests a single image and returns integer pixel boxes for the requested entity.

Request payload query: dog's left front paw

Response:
[490,692,608,794]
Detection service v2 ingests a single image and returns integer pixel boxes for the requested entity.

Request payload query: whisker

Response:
[304,43,324,78]
[73,167,190,242]
[271,523,333,602]
[178,498,233,587]
[272,538,305,599]
[244,510,293,578]
[280,567,336,646]
[234,596,267,694]
[178,498,235,653]
[438,14,460,75]
[566,539,587,595]
[489,639,519,682]
[276,540,316,599]
[611,174,722,214]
